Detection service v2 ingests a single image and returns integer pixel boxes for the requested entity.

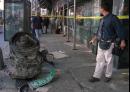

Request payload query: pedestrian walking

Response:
[89,3,126,83]
[32,13,43,40]
[43,17,50,34]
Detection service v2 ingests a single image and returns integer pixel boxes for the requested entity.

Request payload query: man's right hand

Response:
[120,40,126,50]
[89,40,94,44]
[89,36,97,45]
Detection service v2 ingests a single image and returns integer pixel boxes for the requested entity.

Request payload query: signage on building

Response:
[41,8,48,15]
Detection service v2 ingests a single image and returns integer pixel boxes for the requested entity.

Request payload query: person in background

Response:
[31,16,36,38]
[50,17,55,33]
[89,3,126,83]
[55,18,62,34]
[43,17,50,34]
[32,13,43,40]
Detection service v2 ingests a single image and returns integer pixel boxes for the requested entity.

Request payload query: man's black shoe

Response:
[89,77,100,83]
[104,77,112,83]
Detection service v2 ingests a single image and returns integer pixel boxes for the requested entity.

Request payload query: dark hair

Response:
[101,3,111,12]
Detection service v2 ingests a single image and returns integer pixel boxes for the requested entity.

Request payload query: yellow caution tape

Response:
[117,16,129,19]
[32,15,129,20]
[76,16,102,20]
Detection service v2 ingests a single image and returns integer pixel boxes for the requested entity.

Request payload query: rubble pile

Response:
[9,32,42,79]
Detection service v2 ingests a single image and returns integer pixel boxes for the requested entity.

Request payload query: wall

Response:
[73,0,100,54]
[74,0,129,68]
[52,0,129,66]
[52,0,100,53]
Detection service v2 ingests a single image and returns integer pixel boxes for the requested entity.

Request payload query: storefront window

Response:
[4,3,24,41]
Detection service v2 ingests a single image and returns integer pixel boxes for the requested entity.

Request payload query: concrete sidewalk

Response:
[39,34,129,92]
[0,33,129,92]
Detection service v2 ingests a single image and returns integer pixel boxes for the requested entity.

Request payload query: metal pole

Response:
[73,0,77,50]
[66,0,70,42]
[63,5,65,36]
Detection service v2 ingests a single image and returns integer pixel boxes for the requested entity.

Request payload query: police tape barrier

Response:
[76,16,129,19]
[32,15,129,20]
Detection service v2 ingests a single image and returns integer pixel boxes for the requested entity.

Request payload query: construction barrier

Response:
[32,15,129,20]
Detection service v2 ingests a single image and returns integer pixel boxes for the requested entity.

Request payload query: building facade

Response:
[50,0,129,69]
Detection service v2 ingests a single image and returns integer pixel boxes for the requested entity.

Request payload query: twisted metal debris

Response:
[9,32,42,79]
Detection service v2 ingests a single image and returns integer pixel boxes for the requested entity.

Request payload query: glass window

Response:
[4,3,24,41]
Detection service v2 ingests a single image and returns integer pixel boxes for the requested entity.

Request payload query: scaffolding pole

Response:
[73,0,77,50]
[63,5,65,36]
[66,0,70,42]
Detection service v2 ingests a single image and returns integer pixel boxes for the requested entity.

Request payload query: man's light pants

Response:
[93,43,114,78]
[35,29,42,40]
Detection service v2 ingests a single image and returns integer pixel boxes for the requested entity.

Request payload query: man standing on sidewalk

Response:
[89,3,126,83]
[32,13,43,40]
